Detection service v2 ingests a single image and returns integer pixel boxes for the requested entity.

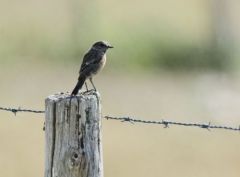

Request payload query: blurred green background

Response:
[0,0,240,177]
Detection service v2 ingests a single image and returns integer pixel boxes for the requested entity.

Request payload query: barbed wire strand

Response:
[0,106,239,132]
[0,106,45,115]
[105,116,240,132]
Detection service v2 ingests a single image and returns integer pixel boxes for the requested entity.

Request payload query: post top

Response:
[46,91,100,102]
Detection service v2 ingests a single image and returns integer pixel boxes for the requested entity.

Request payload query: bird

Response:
[71,41,113,95]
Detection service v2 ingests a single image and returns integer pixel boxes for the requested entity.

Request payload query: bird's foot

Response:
[81,89,96,95]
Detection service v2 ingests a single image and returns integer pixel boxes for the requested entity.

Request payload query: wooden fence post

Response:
[44,92,103,177]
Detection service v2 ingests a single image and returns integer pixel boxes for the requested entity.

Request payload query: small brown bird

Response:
[71,41,113,95]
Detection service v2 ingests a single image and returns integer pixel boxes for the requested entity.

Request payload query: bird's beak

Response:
[108,45,114,49]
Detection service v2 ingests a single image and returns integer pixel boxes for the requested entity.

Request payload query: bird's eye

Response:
[100,43,105,47]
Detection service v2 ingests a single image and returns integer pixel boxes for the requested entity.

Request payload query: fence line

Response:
[1,106,240,132]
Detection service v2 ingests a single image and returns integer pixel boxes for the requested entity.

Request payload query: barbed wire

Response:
[0,106,45,115]
[0,106,239,132]
[105,116,240,132]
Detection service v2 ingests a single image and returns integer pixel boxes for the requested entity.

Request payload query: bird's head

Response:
[92,41,113,52]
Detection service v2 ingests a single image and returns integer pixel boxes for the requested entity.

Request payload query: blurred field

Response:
[0,62,240,177]
[1,0,240,177]
[0,0,240,70]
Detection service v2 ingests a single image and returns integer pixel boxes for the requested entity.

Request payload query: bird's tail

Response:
[71,75,86,95]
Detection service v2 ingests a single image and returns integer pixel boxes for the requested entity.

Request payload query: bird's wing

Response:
[80,50,102,74]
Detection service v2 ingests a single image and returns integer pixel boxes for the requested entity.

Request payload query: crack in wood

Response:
[50,102,56,177]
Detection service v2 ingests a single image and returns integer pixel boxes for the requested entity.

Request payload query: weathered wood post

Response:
[44,92,103,177]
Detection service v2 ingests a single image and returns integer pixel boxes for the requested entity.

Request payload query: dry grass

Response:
[0,62,240,177]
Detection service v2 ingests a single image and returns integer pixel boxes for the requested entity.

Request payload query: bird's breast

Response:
[91,54,106,76]
[100,54,106,69]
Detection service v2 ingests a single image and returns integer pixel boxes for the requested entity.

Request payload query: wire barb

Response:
[200,122,211,131]
[162,119,169,128]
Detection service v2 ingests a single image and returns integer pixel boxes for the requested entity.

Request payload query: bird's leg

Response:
[89,78,97,91]
[85,82,89,92]
[82,81,92,94]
